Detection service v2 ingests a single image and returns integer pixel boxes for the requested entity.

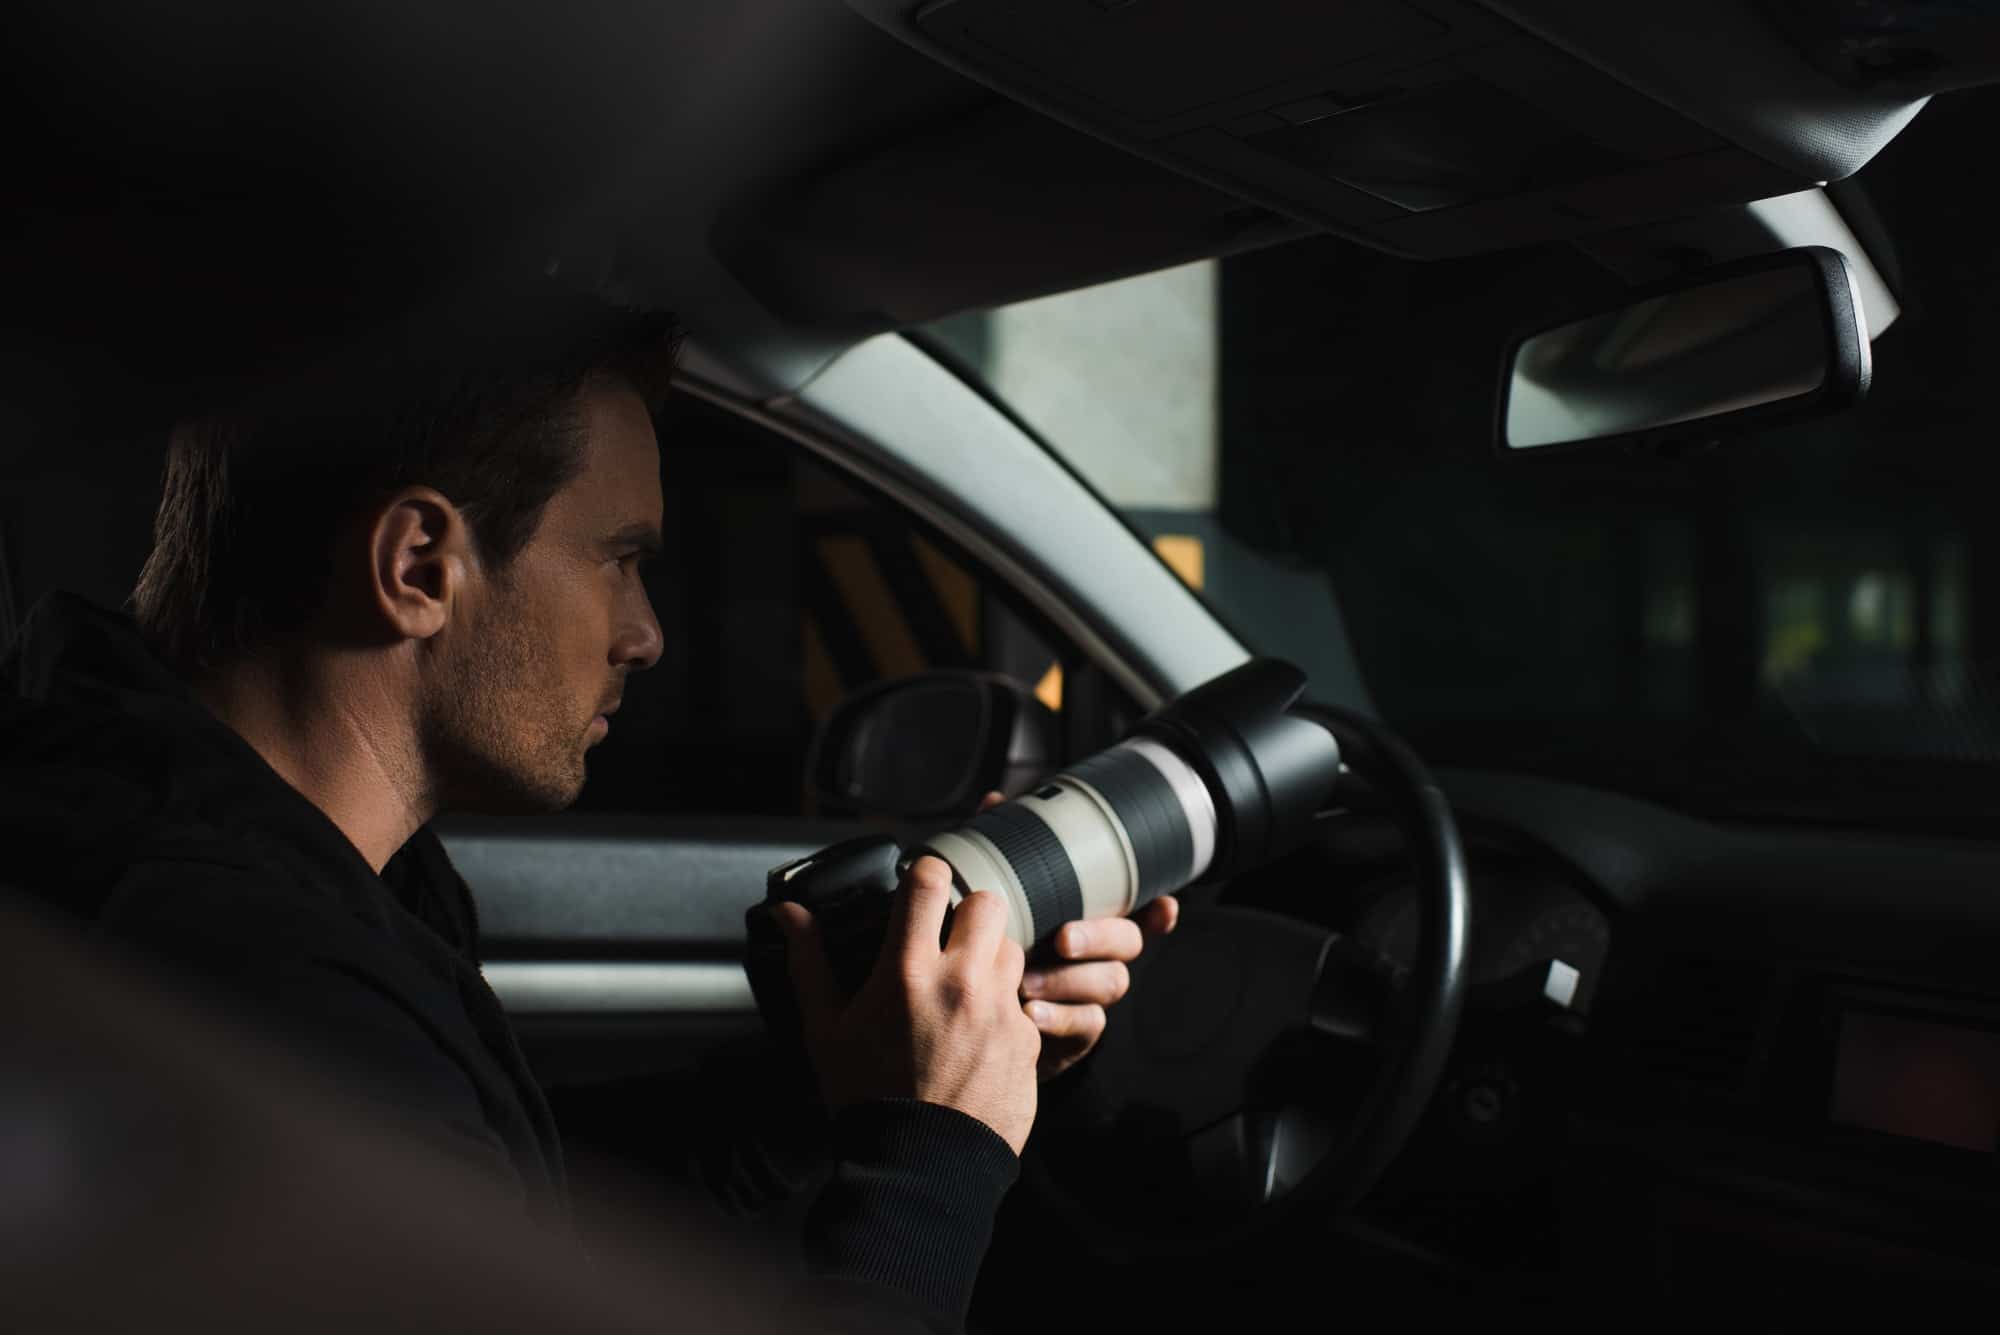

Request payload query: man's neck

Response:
[192,650,431,873]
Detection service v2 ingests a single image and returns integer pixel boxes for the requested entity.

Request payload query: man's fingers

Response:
[1052,916,1144,962]
[892,856,956,968]
[771,903,841,1023]
[944,887,1009,966]
[1134,895,1180,937]
[1026,1000,1106,1044]
[1021,960,1129,1007]
[977,790,1004,813]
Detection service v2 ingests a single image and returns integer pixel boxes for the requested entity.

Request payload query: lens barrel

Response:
[916,658,1341,948]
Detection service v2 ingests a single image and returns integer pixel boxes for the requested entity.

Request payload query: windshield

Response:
[923,92,2000,837]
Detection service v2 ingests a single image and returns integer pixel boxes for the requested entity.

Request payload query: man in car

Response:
[0,282,1175,1330]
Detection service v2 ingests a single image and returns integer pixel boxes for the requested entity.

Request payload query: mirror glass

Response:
[834,677,992,816]
[1504,261,1832,450]
[811,672,1060,820]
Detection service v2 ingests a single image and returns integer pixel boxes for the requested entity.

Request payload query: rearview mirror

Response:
[1498,246,1869,453]
[807,670,1061,821]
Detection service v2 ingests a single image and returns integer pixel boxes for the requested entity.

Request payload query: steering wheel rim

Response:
[1016,703,1472,1261]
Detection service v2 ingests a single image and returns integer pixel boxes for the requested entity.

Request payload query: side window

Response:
[573,392,1135,817]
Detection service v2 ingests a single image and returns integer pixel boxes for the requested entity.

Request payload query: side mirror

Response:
[807,670,1061,821]
[1498,245,1870,454]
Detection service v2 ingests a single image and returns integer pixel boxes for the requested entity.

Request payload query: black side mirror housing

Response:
[807,670,1061,821]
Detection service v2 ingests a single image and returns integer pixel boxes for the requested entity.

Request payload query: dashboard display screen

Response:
[1831,1010,2000,1153]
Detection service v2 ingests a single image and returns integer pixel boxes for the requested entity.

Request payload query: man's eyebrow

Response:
[604,523,665,556]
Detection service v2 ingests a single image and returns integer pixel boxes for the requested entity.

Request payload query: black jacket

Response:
[0,592,1017,1329]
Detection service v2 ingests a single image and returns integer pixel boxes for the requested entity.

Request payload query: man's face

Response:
[420,374,665,813]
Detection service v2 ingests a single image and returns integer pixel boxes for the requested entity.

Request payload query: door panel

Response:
[446,812,864,952]
[441,812,871,1086]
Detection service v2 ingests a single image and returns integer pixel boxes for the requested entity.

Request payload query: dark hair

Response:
[130,287,682,673]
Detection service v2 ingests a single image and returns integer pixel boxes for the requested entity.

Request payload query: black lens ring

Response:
[1064,748,1197,903]
[962,802,1083,942]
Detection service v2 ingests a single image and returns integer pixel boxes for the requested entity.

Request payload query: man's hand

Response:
[1023,895,1179,1080]
[771,855,1042,1155]
[973,791,1182,1081]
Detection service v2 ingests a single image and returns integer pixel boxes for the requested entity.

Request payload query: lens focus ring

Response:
[961,802,1082,943]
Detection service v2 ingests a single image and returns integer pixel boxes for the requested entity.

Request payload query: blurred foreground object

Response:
[0,894,777,1334]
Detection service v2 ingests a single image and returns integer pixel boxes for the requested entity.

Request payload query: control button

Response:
[1444,1061,1522,1145]
[1462,1084,1504,1125]
[1544,959,1581,1010]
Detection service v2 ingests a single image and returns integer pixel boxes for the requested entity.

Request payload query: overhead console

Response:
[849,0,1928,260]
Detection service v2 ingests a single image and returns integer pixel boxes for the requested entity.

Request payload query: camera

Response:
[743,658,1344,1044]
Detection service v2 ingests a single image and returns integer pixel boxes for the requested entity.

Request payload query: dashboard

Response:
[1351,854,1612,1015]
[1242,778,2000,1309]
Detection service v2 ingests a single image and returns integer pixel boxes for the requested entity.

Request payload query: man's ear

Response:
[365,488,476,641]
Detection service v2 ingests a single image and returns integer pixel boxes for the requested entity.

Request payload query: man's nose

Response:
[614,592,665,672]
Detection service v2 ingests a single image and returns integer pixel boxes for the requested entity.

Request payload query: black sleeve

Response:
[794,1099,1019,1327]
[675,1032,1116,1218]
[563,1039,1018,1331]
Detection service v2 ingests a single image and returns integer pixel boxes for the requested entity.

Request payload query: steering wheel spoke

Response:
[1263,1102,1347,1202]
[1308,936,1396,1047]
[1187,1101,1353,1209]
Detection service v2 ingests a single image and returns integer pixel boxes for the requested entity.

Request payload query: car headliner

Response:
[0,0,1984,437]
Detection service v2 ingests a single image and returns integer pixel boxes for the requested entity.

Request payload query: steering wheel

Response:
[1017,704,1471,1262]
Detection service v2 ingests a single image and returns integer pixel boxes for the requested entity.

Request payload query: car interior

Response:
[10,0,2000,1327]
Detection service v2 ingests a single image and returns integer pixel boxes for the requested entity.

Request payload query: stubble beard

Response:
[418,595,591,817]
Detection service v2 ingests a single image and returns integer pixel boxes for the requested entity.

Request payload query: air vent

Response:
[1616,957,1772,1097]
